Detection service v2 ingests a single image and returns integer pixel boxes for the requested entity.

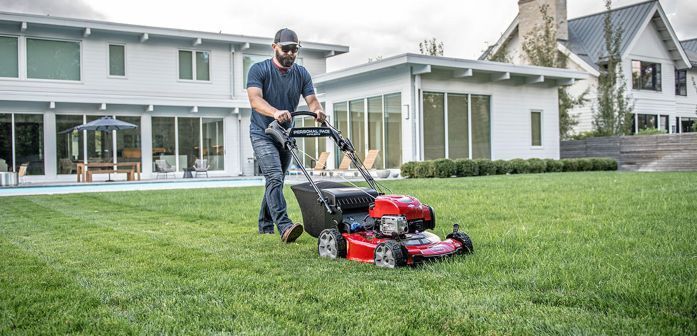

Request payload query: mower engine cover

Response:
[369,195,435,233]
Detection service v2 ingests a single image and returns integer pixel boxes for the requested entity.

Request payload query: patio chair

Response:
[193,159,209,178]
[59,158,76,174]
[363,149,380,170]
[18,163,28,184]
[310,151,330,176]
[155,159,175,179]
[0,158,7,172]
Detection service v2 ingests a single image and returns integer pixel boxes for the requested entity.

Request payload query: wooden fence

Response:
[561,133,697,171]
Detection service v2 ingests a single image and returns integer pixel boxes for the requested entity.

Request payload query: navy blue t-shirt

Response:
[246,59,315,136]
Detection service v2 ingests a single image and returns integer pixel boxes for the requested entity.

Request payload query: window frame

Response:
[675,69,687,96]
[107,43,127,78]
[177,49,211,83]
[0,34,20,79]
[530,110,543,148]
[631,60,662,92]
[25,36,82,83]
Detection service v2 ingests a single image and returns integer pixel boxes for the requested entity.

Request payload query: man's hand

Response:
[273,110,292,123]
[314,109,327,123]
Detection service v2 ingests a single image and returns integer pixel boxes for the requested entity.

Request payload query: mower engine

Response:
[369,195,435,236]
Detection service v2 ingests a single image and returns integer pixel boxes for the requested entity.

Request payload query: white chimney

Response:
[518,0,568,42]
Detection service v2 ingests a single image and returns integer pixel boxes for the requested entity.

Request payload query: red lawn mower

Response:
[265,111,473,268]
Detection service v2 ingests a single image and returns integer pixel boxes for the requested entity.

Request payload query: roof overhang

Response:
[315,53,588,86]
[0,11,349,57]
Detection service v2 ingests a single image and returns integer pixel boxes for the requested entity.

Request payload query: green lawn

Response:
[1,172,696,335]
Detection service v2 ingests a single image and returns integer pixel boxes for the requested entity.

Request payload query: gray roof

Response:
[566,0,656,71]
[681,38,697,66]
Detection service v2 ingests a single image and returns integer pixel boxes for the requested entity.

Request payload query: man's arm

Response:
[247,87,291,123]
[304,94,327,123]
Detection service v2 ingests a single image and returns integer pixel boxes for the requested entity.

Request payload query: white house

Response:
[480,0,697,135]
[314,53,587,169]
[0,11,585,183]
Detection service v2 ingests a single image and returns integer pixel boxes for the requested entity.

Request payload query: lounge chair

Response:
[18,163,28,184]
[193,159,209,178]
[335,150,381,177]
[155,159,175,179]
[310,151,330,176]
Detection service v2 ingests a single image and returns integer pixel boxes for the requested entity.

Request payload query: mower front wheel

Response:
[374,240,408,268]
[318,228,346,259]
[447,232,474,254]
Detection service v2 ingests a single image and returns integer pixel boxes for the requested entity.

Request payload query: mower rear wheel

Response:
[318,228,346,259]
[374,240,407,268]
[447,232,474,254]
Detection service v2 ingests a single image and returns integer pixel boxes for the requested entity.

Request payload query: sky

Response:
[2,0,696,72]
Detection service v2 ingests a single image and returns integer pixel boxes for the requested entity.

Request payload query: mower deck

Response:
[343,231,465,265]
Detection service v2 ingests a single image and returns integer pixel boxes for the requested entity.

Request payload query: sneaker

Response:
[281,224,303,243]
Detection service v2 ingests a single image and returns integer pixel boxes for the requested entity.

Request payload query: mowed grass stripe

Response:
[0,172,695,334]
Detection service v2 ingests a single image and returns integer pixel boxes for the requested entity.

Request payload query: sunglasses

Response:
[280,45,299,54]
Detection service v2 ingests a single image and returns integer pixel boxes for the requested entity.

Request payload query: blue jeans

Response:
[251,133,294,235]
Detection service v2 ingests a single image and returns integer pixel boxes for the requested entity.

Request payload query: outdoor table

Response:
[77,162,141,182]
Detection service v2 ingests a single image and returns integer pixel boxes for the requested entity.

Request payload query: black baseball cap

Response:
[274,28,301,47]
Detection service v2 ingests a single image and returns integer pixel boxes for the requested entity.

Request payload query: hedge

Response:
[401,157,617,178]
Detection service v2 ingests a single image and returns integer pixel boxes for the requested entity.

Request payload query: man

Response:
[246,28,327,243]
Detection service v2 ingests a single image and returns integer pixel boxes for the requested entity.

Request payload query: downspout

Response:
[413,74,422,161]
[236,107,243,175]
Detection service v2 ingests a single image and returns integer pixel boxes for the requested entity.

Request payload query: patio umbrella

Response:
[59,116,138,133]
[75,116,137,132]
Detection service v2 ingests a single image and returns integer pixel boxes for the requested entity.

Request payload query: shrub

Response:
[544,159,563,173]
[475,159,497,176]
[527,158,547,174]
[570,130,599,140]
[494,160,513,175]
[509,159,530,174]
[589,158,607,171]
[400,161,417,178]
[414,161,435,178]
[636,128,667,136]
[577,158,593,171]
[605,159,618,171]
[561,159,578,172]
[455,159,478,177]
[433,159,457,178]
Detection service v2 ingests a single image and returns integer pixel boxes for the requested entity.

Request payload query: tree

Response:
[419,38,444,56]
[592,0,634,136]
[521,4,588,139]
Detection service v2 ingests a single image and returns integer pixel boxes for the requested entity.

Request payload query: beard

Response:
[275,49,295,67]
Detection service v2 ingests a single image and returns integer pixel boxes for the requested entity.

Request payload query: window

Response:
[0,114,44,175]
[367,96,384,169]
[447,94,469,159]
[243,54,269,88]
[178,50,209,81]
[632,60,661,91]
[531,111,542,146]
[423,92,445,160]
[109,44,125,77]
[152,117,177,170]
[27,38,80,80]
[631,113,658,133]
[178,117,201,171]
[384,93,402,168]
[675,69,687,96]
[202,118,224,170]
[471,95,491,159]
[349,99,366,162]
[333,94,403,168]
[116,116,141,164]
[0,36,18,78]
[660,115,669,133]
[56,115,85,174]
[680,117,696,133]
